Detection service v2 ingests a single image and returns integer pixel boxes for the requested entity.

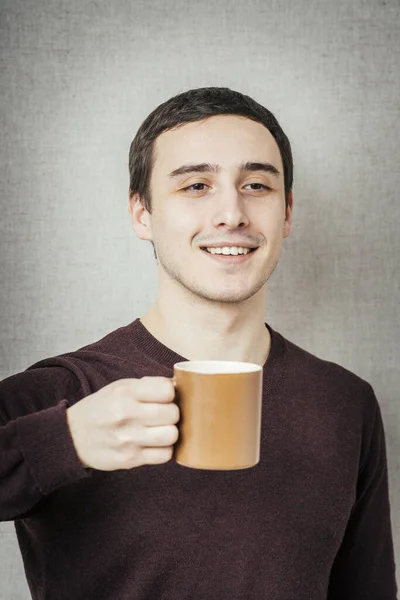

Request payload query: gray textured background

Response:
[1,0,399,597]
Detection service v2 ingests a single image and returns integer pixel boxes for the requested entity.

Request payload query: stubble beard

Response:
[156,246,280,305]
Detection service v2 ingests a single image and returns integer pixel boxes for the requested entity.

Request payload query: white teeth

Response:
[206,246,251,255]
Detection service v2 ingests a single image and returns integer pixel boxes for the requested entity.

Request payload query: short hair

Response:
[129,86,293,211]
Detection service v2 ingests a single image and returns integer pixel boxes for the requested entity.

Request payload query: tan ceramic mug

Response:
[172,360,263,470]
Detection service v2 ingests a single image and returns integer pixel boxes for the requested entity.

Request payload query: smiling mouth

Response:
[201,247,257,256]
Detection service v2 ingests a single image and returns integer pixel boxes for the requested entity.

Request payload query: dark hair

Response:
[129,87,293,211]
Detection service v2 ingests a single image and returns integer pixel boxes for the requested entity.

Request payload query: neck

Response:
[140,282,271,367]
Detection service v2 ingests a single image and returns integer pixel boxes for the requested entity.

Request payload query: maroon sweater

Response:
[0,319,397,599]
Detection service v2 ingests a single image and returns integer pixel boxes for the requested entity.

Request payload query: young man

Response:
[0,87,397,599]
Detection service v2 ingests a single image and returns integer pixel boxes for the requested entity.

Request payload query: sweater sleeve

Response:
[0,366,92,522]
[327,389,398,599]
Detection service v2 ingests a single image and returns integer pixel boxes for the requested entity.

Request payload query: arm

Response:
[0,367,91,521]
[328,392,398,599]
[0,365,179,520]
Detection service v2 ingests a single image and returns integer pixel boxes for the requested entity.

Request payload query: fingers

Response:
[139,446,174,465]
[132,376,179,426]
[136,377,176,403]
[137,401,180,427]
[135,424,179,448]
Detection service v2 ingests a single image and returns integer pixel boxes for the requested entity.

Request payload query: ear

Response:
[128,193,153,241]
[283,191,294,238]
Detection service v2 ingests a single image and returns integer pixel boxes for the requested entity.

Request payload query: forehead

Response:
[152,115,283,173]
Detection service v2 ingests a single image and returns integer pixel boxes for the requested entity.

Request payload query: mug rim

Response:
[173,360,262,374]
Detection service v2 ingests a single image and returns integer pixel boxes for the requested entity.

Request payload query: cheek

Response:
[253,203,285,234]
[151,212,198,253]
[156,207,201,238]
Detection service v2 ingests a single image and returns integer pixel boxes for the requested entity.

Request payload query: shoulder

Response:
[0,320,141,421]
[276,329,378,420]
[26,319,141,376]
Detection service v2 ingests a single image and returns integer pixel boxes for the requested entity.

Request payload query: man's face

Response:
[132,115,292,304]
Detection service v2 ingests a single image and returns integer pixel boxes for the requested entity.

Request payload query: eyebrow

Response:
[168,161,281,179]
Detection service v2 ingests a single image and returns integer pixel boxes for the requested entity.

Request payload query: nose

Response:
[211,189,250,230]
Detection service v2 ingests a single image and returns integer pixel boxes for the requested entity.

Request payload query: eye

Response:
[182,183,208,192]
[243,183,271,191]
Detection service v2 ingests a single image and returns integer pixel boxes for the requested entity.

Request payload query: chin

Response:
[190,284,264,305]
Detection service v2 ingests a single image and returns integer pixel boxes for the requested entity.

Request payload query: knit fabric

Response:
[0,319,397,599]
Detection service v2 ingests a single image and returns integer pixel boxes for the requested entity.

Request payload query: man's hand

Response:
[66,377,179,470]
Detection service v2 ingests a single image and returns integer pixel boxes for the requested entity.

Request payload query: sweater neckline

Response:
[129,319,287,395]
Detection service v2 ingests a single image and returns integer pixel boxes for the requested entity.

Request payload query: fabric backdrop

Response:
[0,0,399,597]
